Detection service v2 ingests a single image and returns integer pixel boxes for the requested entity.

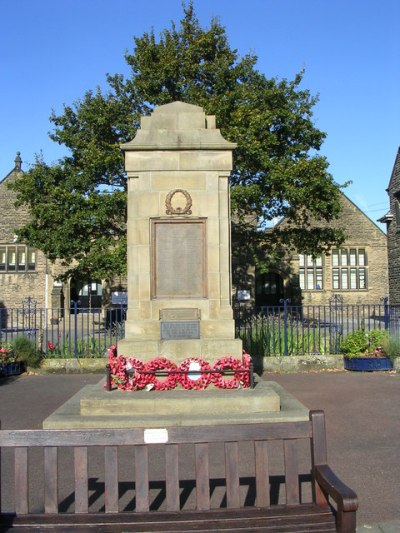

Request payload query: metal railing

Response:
[0,302,126,358]
[235,300,393,358]
[1,300,398,360]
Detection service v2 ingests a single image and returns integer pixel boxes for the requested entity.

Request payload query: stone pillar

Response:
[118,102,242,362]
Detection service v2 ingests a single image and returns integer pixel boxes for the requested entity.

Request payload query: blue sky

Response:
[1,0,399,230]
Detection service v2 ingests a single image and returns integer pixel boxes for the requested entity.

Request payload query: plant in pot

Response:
[0,343,21,376]
[341,329,393,371]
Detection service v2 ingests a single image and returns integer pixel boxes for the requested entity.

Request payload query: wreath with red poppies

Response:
[178,357,212,390]
[106,348,251,391]
[108,355,147,391]
[124,357,148,390]
[212,356,248,389]
[145,357,179,391]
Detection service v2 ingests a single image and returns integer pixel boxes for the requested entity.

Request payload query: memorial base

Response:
[116,338,243,363]
[42,378,309,429]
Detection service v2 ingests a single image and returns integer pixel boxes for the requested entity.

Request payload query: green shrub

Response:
[380,335,400,363]
[45,335,106,358]
[238,317,328,360]
[11,336,43,368]
[341,329,389,358]
[368,329,389,348]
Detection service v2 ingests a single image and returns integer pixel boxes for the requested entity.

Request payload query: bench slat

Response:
[165,444,180,511]
[105,446,118,513]
[255,440,270,507]
[74,447,88,513]
[225,441,240,508]
[0,421,312,447]
[44,446,58,514]
[195,443,210,510]
[284,439,299,505]
[15,447,28,515]
[0,505,337,532]
[310,410,329,506]
[135,445,149,512]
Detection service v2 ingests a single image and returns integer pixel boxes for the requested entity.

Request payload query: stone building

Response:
[0,153,56,309]
[247,192,388,307]
[0,154,126,313]
[379,147,400,305]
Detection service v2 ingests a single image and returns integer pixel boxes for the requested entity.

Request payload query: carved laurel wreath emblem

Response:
[165,189,192,215]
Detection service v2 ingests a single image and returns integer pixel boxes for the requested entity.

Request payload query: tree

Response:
[10,2,345,282]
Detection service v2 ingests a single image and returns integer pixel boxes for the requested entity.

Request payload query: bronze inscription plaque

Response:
[160,320,200,340]
[151,219,207,299]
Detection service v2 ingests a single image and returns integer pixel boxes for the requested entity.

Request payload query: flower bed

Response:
[105,346,252,391]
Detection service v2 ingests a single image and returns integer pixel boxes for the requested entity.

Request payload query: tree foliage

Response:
[10,2,345,282]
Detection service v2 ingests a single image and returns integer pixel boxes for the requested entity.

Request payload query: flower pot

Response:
[343,356,393,372]
[0,361,23,377]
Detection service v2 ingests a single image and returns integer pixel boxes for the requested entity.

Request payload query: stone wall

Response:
[385,149,400,305]
[298,193,388,305]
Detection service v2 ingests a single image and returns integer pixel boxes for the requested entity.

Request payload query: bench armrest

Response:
[314,464,358,512]
[314,464,358,533]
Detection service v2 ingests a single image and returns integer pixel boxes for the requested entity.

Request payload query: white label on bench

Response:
[144,428,169,444]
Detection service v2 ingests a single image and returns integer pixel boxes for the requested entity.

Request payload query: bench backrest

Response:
[0,410,327,516]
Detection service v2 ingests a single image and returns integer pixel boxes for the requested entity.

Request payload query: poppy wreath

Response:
[107,354,128,389]
[212,356,248,389]
[145,357,179,391]
[108,355,148,391]
[178,357,212,390]
[124,357,148,390]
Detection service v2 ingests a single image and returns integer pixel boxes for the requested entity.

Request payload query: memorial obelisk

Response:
[118,101,242,362]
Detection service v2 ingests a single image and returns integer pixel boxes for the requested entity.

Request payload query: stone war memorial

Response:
[119,101,242,362]
[43,102,308,429]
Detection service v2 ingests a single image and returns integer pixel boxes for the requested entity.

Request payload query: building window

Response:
[299,255,323,290]
[332,248,367,290]
[0,246,36,272]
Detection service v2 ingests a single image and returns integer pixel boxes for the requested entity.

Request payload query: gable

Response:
[0,165,30,243]
[275,191,386,244]
[337,193,387,242]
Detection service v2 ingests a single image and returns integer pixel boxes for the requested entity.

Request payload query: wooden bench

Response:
[0,410,358,532]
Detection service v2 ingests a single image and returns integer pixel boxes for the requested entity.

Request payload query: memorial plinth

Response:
[42,378,308,429]
[118,102,242,362]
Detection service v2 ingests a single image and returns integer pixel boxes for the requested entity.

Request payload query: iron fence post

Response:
[381,296,389,329]
[106,363,112,391]
[280,299,291,356]
[329,294,344,354]
[71,300,79,358]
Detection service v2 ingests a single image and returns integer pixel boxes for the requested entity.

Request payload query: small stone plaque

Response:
[161,320,200,340]
[160,308,200,321]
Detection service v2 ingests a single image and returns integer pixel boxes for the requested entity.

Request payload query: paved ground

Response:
[0,370,399,531]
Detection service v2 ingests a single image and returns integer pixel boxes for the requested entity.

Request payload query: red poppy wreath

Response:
[178,357,212,390]
[212,356,247,389]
